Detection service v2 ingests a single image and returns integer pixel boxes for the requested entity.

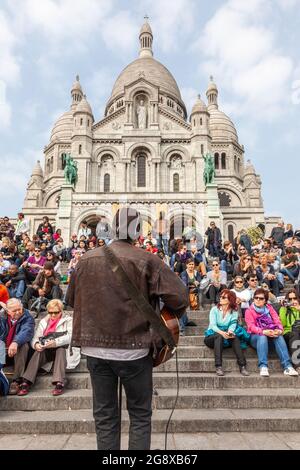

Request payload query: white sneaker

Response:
[284,367,299,376]
[260,367,269,377]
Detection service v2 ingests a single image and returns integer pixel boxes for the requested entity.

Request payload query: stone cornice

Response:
[93,139,123,144]
[158,107,191,131]
[93,109,126,130]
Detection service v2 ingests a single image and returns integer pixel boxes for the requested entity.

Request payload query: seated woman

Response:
[230,276,251,318]
[233,254,253,279]
[206,261,227,304]
[204,290,249,377]
[245,288,298,377]
[180,258,202,310]
[256,253,280,297]
[17,299,80,396]
[279,289,300,369]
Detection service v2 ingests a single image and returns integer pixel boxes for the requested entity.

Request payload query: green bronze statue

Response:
[62,153,78,186]
[203,153,215,186]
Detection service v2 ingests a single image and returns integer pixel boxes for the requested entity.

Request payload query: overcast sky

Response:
[0,0,300,228]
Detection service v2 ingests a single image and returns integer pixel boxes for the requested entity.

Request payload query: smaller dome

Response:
[72,75,82,92]
[244,160,256,176]
[209,108,238,143]
[74,95,93,116]
[191,95,207,114]
[50,110,74,142]
[140,21,153,36]
[207,76,218,92]
[32,160,43,177]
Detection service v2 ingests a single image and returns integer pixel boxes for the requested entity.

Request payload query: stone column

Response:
[55,184,74,243]
[205,183,223,233]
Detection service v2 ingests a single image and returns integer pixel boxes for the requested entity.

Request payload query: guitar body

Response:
[153,307,180,367]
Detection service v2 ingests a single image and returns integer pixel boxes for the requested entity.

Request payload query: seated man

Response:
[0,298,34,395]
[21,246,46,283]
[17,299,80,396]
[2,264,26,300]
[280,247,299,282]
[22,262,62,309]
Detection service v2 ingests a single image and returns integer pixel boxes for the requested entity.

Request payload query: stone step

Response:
[157,358,294,373]
[2,388,300,412]
[16,371,300,392]
[2,408,300,433]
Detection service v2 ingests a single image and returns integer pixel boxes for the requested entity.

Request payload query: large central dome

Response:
[110,56,183,103]
[106,20,186,116]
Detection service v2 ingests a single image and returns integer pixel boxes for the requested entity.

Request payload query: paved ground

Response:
[1,432,300,450]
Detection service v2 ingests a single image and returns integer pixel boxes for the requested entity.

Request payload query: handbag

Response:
[189,292,198,310]
[292,320,300,333]
[199,277,210,294]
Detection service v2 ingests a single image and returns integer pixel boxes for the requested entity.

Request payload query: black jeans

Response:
[87,354,153,451]
[204,332,246,368]
[22,286,62,308]
[284,331,300,367]
[206,284,227,304]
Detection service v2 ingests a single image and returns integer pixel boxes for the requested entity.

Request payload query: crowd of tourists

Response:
[0,212,300,398]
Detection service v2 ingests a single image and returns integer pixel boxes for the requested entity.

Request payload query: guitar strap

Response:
[103,245,176,350]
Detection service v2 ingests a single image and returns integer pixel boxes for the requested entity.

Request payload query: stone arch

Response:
[73,208,114,237]
[162,145,188,164]
[224,221,237,244]
[95,147,119,163]
[218,186,243,206]
[44,188,62,208]
[127,82,158,102]
[126,141,156,159]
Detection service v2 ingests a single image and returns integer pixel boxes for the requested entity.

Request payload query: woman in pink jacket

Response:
[245,288,298,377]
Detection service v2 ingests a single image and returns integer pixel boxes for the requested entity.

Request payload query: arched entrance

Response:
[78,214,111,238]
[169,213,197,241]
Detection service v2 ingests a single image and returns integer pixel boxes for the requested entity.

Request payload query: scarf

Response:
[43,316,62,337]
[6,317,18,348]
[253,305,270,315]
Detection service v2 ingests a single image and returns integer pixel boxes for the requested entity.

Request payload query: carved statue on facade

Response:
[62,153,78,186]
[203,153,215,186]
[136,99,147,129]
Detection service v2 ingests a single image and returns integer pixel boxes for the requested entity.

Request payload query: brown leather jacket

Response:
[67,240,188,349]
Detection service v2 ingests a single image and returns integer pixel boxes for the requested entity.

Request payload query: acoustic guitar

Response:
[153,307,180,367]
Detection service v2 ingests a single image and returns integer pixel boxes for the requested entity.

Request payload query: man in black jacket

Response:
[205,221,222,257]
[67,207,188,451]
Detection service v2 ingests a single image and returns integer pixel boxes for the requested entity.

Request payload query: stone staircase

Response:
[1,270,299,436]
[2,296,300,434]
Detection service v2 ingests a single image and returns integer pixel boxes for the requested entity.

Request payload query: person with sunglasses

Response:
[204,289,249,376]
[256,253,281,297]
[46,251,61,276]
[231,276,251,317]
[205,260,227,305]
[21,246,46,283]
[279,290,300,369]
[17,299,80,396]
[233,254,253,279]
[245,288,298,377]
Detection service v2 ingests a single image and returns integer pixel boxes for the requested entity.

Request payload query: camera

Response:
[282,300,293,307]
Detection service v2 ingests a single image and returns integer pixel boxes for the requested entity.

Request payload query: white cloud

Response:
[194,0,294,120]
[143,0,196,53]
[101,11,137,54]
[0,147,41,213]
[0,80,12,130]
[10,0,114,48]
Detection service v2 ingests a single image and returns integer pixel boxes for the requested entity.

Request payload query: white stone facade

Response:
[23,21,277,242]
